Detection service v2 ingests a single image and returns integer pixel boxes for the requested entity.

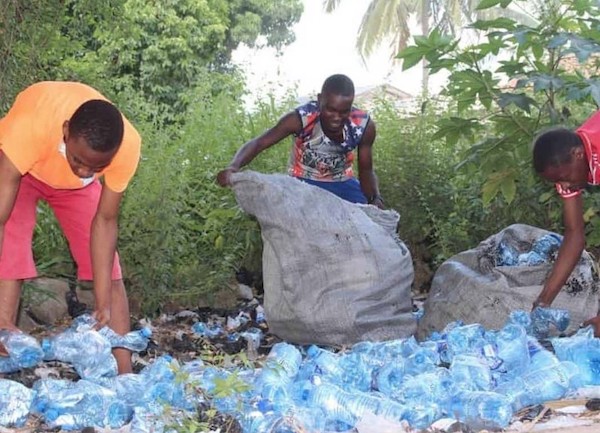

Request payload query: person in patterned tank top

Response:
[217,74,383,208]
[532,112,600,335]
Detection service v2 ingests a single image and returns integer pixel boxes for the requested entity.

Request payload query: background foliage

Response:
[2,0,600,314]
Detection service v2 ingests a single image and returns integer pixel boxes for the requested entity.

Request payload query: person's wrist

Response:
[368,194,383,205]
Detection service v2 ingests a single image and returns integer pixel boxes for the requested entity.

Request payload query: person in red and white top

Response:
[532,111,600,335]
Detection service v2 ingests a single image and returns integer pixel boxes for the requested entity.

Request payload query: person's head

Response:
[532,127,589,192]
[317,74,355,136]
[62,99,124,179]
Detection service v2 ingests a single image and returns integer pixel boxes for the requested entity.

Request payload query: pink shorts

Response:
[0,174,122,281]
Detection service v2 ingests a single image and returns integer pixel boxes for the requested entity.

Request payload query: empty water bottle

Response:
[552,333,600,387]
[192,321,223,338]
[448,391,513,429]
[531,307,569,338]
[0,378,34,427]
[493,324,530,379]
[0,329,44,368]
[400,367,455,405]
[42,328,116,379]
[495,361,576,410]
[450,354,493,391]
[33,378,131,430]
[72,314,152,351]
[264,342,302,378]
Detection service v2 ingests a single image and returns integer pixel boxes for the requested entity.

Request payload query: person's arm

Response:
[534,195,585,308]
[0,153,23,330]
[357,120,383,208]
[91,185,123,327]
[216,111,302,186]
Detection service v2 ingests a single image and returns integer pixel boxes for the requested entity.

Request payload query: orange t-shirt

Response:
[0,81,141,192]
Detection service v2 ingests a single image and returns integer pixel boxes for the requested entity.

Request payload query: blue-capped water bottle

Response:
[0,329,44,369]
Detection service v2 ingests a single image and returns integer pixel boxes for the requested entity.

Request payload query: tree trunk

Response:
[420,0,430,97]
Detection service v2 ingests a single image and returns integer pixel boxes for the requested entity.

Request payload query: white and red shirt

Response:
[556,110,600,198]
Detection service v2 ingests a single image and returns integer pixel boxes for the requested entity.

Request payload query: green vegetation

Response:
[2,0,600,314]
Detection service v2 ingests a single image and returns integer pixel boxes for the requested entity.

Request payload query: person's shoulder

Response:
[296,100,318,115]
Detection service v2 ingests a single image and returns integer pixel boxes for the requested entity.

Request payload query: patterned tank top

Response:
[287,101,370,181]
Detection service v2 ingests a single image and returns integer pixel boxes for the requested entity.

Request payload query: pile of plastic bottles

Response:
[496,233,562,266]
[1,307,599,432]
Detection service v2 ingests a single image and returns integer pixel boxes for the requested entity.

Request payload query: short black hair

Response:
[68,99,124,153]
[321,74,355,97]
[532,127,582,173]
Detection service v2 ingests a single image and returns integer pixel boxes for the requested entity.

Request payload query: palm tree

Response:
[323,0,536,95]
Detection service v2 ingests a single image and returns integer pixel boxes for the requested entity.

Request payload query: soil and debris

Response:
[2,284,600,433]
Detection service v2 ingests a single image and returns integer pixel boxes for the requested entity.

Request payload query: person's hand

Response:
[0,322,20,356]
[583,315,600,337]
[532,296,551,312]
[371,196,385,209]
[92,306,111,330]
[216,167,238,187]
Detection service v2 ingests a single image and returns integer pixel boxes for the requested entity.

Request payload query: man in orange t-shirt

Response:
[0,81,141,374]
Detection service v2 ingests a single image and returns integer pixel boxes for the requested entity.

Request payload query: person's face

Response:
[62,121,115,179]
[541,146,590,193]
[317,92,354,135]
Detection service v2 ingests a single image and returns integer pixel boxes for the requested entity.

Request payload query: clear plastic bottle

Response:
[41,328,116,379]
[403,341,439,376]
[448,390,513,429]
[33,378,131,430]
[374,360,406,399]
[450,354,493,391]
[552,333,600,387]
[0,378,34,427]
[526,337,559,372]
[400,367,455,405]
[307,385,380,430]
[72,314,152,351]
[241,408,326,433]
[495,361,577,410]
[264,342,302,378]
[531,307,570,338]
[446,323,487,360]
[0,329,44,368]
[493,324,530,379]
[302,345,344,383]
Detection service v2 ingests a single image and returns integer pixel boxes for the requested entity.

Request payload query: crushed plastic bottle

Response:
[450,354,493,391]
[73,314,152,351]
[448,391,513,429]
[0,329,44,369]
[531,307,570,338]
[0,378,35,427]
[32,378,132,430]
[41,327,116,379]
[495,361,577,410]
[552,331,600,387]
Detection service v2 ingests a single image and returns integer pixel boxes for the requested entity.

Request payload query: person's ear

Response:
[62,120,70,141]
[572,146,586,160]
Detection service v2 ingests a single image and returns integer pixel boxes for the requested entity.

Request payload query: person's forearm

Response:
[537,229,585,305]
[359,169,380,201]
[228,140,261,170]
[91,214,118,309]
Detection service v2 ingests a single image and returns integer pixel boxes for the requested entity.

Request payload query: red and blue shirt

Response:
[557,110,600,198]
[287,101,370,181]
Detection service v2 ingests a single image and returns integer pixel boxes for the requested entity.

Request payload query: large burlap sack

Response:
[231,171,416,346]
[417,224,600,340]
